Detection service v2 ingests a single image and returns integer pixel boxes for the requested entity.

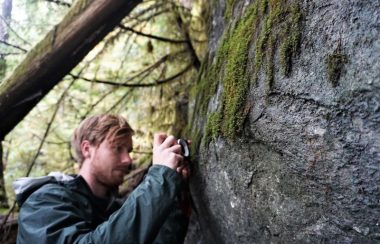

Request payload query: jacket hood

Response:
[13,172,74,206]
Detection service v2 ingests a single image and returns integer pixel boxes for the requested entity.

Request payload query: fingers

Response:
[160,135,177,149]
[182,168,190,179]
[153,133,184,170]
[153,134,192,179]
[177,165,190,180]
[154,133,167,147]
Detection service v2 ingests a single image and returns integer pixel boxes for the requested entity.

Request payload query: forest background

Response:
[0,0,207,216]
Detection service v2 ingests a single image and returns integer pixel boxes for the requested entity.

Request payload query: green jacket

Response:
[15,165,189,244]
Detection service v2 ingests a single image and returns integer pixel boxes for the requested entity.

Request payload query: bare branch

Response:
[74,63,193,88]
[0,52,23,57]
[70,49,187,85]
[0,40,27,53]
[45,0,71,7]
[119,24,187,44]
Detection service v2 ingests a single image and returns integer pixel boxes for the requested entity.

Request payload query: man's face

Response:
[90,135,133,188]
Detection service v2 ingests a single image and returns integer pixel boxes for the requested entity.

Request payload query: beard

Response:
[92,160,125,189]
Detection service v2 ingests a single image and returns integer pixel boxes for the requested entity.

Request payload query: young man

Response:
[15,114,190,243]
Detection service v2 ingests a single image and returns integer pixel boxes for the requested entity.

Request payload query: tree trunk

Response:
[0,0,142,140]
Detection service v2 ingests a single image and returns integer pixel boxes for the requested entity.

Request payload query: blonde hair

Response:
[71,114,134,166]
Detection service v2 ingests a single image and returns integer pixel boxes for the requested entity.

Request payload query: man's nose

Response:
[121,152,133,165]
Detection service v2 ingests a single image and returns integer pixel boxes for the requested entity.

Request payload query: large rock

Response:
[186,0,380,243]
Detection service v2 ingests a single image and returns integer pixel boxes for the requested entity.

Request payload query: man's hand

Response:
[153,133,184,170]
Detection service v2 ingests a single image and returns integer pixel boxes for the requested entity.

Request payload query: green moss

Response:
[259,0,268,15]
[254,0,281,80]
[255,1,302,84]
[326,51,347,87]
[204,111,222,144]
[219,4,259,140]
[265,34,276,89]
[191,0,303,145]
[225,0,236,19]
[190,31,231,118]
[279,3,302,77]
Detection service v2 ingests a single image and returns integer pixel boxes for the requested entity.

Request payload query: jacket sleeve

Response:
[153,197,190,244]
[17,165,183,244]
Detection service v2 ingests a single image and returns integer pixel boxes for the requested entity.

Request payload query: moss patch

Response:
[192,0,303,144]
[255,0,302,87]
[204,111,222,144]
[220,4,259,140]
[326,44,347,87]
[225,0,236,19]
[279,3,302,77]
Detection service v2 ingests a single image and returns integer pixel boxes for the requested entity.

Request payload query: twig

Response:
[0,52,23,57]
[45,0,71,7]
[119,25,187,44]
[0,40,27,53]
[75,63,193,88]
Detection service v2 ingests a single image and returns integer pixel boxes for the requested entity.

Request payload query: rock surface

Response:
[186,0,380,243]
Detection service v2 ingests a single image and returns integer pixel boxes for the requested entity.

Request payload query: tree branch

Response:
[45,0,71,7]
[69,49,187,86]
[0,40,27,53]
[119,24,187,44]
[75,63,193,88]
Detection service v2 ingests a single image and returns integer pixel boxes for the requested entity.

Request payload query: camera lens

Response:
[177,139,190,158]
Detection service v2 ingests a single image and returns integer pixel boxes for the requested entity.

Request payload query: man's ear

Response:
[80,140,92,159]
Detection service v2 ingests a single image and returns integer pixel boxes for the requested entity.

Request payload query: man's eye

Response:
[114,146,123,152]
